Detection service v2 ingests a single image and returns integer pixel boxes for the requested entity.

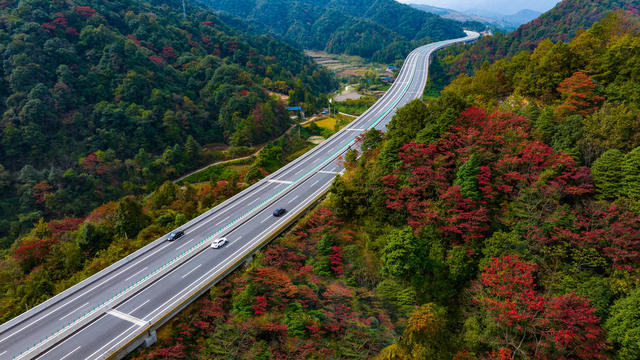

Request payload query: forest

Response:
[126,10,640,359]
[430,0,640,94]
[202,0,469,63]
[0,0,336,246]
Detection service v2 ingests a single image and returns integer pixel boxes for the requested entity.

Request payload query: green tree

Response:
[0,164,10,189]
[386,99,429,145]
[152,181,178,210]
[361,129,384,152]
[77,222,113,254]
[606,287,640,360]
[454,154,480,200]
[623,146,640,201]
[380,227,426,283]
[592,149,624,199]
[113,197,149,238]
[184,135,201,166]
[377,303,451,360]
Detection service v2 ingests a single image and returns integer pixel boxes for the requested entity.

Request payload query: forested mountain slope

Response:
[0,0,335,244]
[202,0,466,62]
[130,12,640,359]
[434,0,640,87]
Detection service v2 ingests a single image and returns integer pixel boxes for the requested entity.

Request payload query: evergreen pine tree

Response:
[454,154,480,200]
[623,146,640,201]
[592,149,624,199]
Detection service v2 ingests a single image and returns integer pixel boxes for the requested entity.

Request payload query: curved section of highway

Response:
[0,30,479,360]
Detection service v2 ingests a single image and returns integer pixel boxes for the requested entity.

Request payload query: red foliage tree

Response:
[473,255,545,329]
[75,6,97,18]
[548,204,640,271]
[329,246,344,275]
[471,255,607,359]
[539,293,607,359]
[12,237,58,271]
[32,181,53,204]
[253,295,268,315]
[253,267,297,299]
[557,72,604,116]
[149,56,164,65]
[384,107,592,242]
[161,46,177,60]
[48,217,84,236]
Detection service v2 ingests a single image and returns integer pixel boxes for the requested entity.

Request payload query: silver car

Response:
[210,237,228,249]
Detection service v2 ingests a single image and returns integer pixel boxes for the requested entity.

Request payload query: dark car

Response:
[273,208,287,217]
[167,230,184,241]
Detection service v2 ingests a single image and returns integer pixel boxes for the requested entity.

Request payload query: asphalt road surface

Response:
[0,30,479,360]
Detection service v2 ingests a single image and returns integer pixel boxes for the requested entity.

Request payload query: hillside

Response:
[410,4,539,30]
[129,12,640,359]
[0,0,336,245]
[202,0,467,62]
[431,0,640,91]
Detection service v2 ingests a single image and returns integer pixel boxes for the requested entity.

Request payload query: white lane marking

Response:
[318,171,340,175]
[288,195,299,204]
[260,216,270,224]
[181,264,202,279]
[345,128,366,131]
[124,267,148,282]
[148,182,334,322]
[268,179,293,184]
[87,324,137,360]
[59,303,88,321]
[220,215,230,223]
[311,180,320,187]
[107,309,147,327]
[34,310,110,359]
[176,239,194,251]
[0,243,171,343]
[248,197,260,205]
[92,326,142,360]
[59,346,81,360]
[129,299,150,316]
[0,351,7,356]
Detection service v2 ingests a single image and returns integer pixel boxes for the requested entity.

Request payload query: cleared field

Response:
[310,117,338,130]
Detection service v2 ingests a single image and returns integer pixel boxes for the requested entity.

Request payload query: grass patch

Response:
[309,117,338,130]
[333,96,378,116]
[178,157,255,185]
[286,144,316,162]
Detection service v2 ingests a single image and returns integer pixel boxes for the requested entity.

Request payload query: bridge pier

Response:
[143,330,157,348]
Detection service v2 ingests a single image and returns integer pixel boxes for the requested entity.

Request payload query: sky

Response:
[397,0,562,15]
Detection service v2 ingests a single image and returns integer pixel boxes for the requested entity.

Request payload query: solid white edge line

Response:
[86,324,137,360]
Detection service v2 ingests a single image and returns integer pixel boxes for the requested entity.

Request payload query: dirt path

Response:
[174,116,329,183]
[173,150,262,183]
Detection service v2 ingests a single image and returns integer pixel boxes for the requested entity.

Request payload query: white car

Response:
[210,237,228,249]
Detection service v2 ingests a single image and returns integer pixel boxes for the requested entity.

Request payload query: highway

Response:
[0,30,479,360]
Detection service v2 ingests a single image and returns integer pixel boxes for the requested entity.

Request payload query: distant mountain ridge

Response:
[433,0,640,87]
[201,0,467,62]
[409,4,540,30]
